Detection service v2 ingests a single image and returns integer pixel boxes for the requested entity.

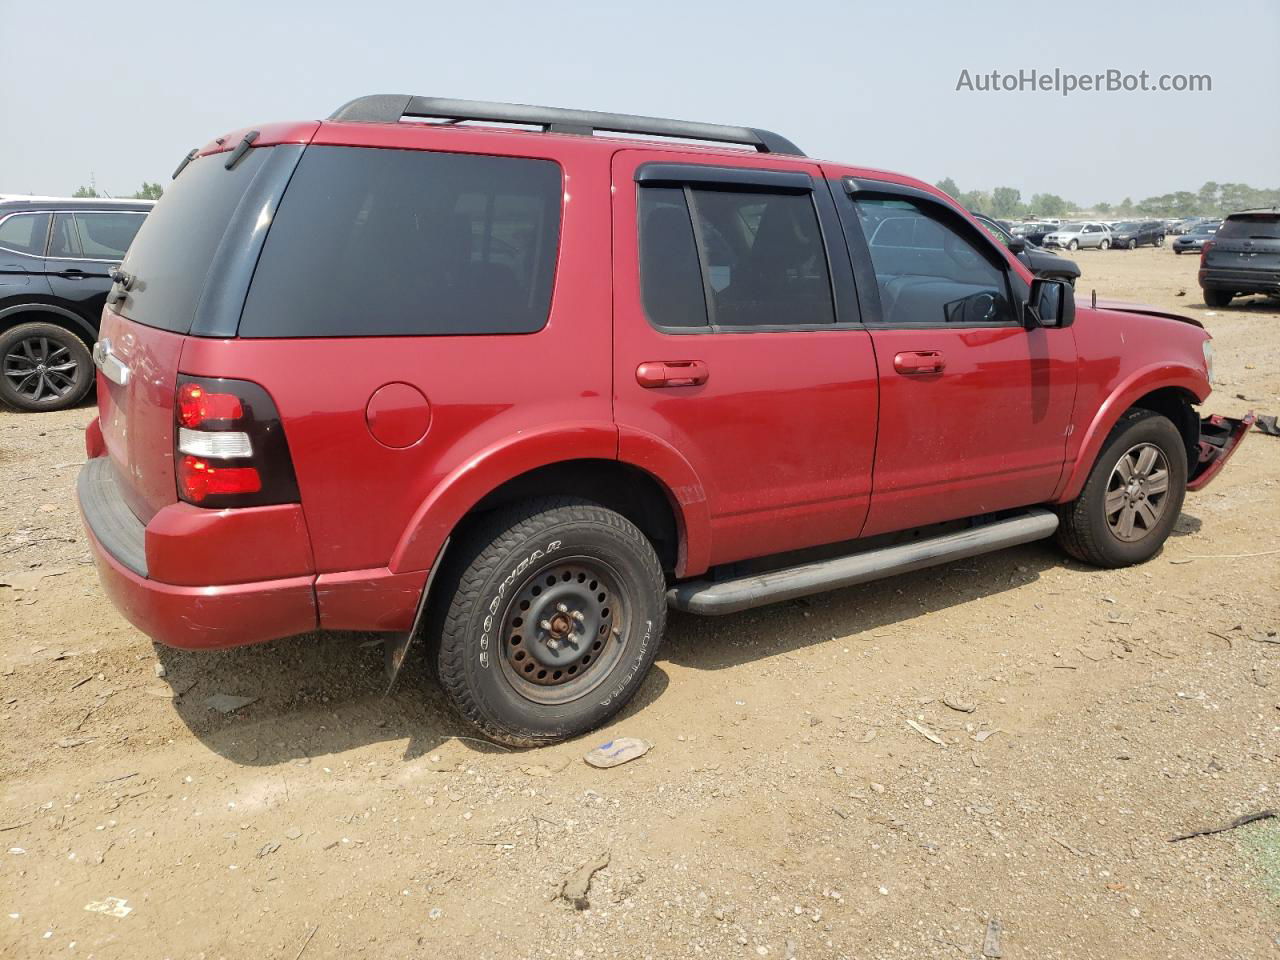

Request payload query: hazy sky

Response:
[2,0,1277,203]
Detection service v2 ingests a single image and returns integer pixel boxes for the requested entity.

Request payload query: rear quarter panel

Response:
[178,126,617,576]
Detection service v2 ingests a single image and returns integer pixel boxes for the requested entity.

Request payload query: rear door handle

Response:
[636,360,709,388]
[893,351,946,375]
[60,268,87,278]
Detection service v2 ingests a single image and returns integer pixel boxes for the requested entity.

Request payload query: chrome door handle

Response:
[92,339,131,386]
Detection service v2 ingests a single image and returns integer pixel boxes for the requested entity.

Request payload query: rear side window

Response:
[239,147,563,338]
[638,185,834,329]
[0,212,49,256]
[75,212,146,259]
[1217,214,1280,240]
[120,148,271,333]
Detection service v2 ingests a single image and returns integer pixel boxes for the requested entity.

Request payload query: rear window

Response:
[118,148,270,333]
[238,147,562,338]
[1217,214,1280,240]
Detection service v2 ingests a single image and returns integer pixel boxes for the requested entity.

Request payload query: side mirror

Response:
[1007,236,1026,254]
[1026,277,1075,329]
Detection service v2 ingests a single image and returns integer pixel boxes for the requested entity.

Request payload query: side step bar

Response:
[667,508,1059,615]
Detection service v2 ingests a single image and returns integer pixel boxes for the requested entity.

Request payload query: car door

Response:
[831,175,1077,537]
[46,210,146,327]
[611,151,879,570]
[0,210,52,303]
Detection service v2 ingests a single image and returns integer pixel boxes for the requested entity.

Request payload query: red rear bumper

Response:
[1187,412,1255,492]
[81,516,319,650]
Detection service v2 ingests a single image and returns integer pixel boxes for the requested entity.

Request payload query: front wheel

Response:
[1068,239,1079,251]
[1128,239,1138,250]
[0,322,94,412]
[1057,409,1187,568]
[1156,236,1164,246]
[429,498,667,746]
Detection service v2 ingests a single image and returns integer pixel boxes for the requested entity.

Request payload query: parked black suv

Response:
[1108,220,1165,250]
[973,213,1081,285]
[0,198,152,411]
[1199,208,1280,307]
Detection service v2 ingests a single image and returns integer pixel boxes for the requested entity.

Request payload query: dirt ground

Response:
[2,247,1278,960]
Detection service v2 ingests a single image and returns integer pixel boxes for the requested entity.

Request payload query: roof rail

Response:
[327,95,805,156]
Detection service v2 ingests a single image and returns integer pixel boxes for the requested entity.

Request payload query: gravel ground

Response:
[1,246,1278,959]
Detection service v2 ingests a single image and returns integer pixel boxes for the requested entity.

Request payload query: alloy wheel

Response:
[1105,442,1171,542]
[2,336,79,403]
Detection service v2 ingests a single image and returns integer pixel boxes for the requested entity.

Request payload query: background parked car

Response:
[1044,221,1112,250]
[0,197,153,411]
[1108,220,1166,249]
[1172,220,1221,254]
[1013,222,1057,245]
[1199,207,1280,307]
[973,212,1081,285]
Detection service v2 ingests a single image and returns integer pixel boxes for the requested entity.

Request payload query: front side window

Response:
[0,212,50,256]
[638,184,834,329]
[74,212,145,259]
[239,147,563,338]
[854,196,1016,326]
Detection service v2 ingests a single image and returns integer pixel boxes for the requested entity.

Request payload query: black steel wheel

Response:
[430,497,666,746]
[0,322,93,412]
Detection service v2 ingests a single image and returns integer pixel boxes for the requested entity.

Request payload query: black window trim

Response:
[838,176,1029,330]
[0,210,54,259]
[635,163,861,335]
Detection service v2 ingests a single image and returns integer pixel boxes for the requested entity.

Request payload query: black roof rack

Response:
[327,95,805,157]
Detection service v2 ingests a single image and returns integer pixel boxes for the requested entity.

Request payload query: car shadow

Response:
[154,514,1199,764]
[154,629,671,765]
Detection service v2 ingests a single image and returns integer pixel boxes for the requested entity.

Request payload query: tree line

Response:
[935,178,1280,220]
[72,182,163,200]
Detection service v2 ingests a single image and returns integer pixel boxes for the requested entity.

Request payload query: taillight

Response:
[177,382,244,427]
[173,375,299,508]
[1200,240,1215,262]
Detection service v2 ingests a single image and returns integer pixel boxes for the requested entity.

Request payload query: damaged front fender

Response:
[1187,412,1256,492]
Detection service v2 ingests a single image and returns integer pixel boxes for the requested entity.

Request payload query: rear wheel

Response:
[0,322,93,412]
[430,497,666,746]
[1057,409,1187,568]
[1203,288,1233,307]
[1099,239,1111,250]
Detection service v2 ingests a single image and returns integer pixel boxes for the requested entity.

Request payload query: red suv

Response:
[77,95,1253,746]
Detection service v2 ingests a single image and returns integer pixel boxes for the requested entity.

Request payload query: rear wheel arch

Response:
[0,303,97,346]
[461,459,682,575]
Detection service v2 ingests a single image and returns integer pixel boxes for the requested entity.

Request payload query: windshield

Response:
[1191,223,1219,235]
[1216,214,1280,241]
[1056,224,1083,233]
[1114,221,1140,232]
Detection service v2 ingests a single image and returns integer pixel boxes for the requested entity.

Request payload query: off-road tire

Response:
[1057,409,1187,568]
[1203,288,1233,307]
[428,497,666,747]
[0,322,93,412]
